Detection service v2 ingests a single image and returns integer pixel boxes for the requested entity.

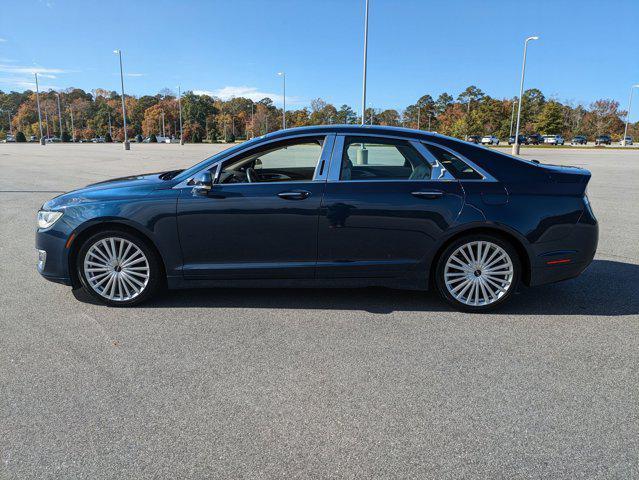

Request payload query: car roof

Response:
[258,124,446,143]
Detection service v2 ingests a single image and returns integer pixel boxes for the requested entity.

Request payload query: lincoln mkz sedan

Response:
[36,125,598,312]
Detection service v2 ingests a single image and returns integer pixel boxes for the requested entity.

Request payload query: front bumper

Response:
[36,225,74,286]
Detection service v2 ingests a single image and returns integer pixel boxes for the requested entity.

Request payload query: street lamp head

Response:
[633,84,639,88]
[526,36,539,42]
[277,72,284,77]
[113,49,120,54]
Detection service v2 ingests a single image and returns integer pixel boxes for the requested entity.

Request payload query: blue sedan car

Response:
[36,125,598,312]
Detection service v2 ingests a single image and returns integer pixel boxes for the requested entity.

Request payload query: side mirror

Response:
[191,171,212,195]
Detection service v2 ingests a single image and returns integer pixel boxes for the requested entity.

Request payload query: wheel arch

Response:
[428,225,532,288]
[67,220,167,288]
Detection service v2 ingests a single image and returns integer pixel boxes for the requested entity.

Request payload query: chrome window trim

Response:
[312,134,336,182]
[421,140,497,182]
[410,141,456,181]
[173,132,334,189]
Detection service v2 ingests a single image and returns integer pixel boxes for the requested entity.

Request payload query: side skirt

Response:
[166,275,427,291]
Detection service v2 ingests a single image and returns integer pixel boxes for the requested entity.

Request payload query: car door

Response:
[176,134,334,279]
[317,134,464,278]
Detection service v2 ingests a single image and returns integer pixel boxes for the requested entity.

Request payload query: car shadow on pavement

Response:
[75,259,638,316]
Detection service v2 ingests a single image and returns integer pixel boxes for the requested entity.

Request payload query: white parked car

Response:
[481,135,500,145]
[543,135,564,145]
[620,136,633,145]
[2,134,16,143]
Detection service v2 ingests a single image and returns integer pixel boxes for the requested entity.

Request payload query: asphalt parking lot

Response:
[1,143,638,479]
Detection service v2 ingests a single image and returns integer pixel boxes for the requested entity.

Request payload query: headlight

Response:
[37,210,63,229]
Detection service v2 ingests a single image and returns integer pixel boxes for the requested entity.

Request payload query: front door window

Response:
[219,137,324,184]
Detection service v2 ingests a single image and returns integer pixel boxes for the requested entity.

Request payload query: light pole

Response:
[277,72,286,129]
[177,85,183,144]
[55,93,63,140]
[34,73,44,145]
[622,84,639,146]
[69,106,75,142]
[2,109,12,135]
[509,96,516,137]
[161,111,166,139]
[361,0,369,127]
[250,102,254,139]
[45,110,50,139]
[512,36,539,155]
[113,49,130,150]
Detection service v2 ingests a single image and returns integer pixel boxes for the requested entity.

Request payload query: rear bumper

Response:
[529,259,593,287]
[528,208,598,287]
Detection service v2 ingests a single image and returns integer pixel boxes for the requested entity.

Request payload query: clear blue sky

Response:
[1,0,638,119]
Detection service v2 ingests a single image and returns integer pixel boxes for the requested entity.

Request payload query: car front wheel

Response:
[76,230,162,306]
[435,235,520,312]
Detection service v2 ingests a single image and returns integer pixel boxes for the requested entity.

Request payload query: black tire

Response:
[76,229,162,307]
[434,234,521,312]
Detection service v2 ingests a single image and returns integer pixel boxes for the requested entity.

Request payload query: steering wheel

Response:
[246,167,257,183]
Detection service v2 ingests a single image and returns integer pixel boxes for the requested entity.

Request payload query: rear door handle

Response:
[411,190,444,199]
[277,190,311,200]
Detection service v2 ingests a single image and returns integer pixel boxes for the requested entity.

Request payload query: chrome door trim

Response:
[326,135,346,182]
[313,133,335,182]
[410,140,456,181]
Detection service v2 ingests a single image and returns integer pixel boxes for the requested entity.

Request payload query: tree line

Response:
[0,85,636,143]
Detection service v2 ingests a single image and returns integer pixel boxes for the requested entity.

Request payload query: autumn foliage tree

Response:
[1,85,636,143]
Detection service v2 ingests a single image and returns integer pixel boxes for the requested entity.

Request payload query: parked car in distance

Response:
[571,135,587,145]
[466,135,481,144]
[526,133,544,145]
[44,137,61,143]
[143,136,168,143]
[481,135,500,145]
[29,135,37,142]
[91,137,106,143]
[595,135,612,145]
[2,134,16,143]
[508,134,527,145]
[36,125,598,312]
[620,136,633,145]
[543,135,564,145]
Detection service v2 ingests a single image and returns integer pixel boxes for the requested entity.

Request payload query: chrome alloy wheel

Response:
[444,240,514,307]
[83,237,150,302]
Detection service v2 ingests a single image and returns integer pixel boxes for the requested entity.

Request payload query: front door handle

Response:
[411,190,444,199]
[277,190,311,200]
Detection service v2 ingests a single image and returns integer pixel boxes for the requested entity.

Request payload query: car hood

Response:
[42,171,171,210]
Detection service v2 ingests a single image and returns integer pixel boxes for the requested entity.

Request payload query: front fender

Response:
[65,189,181,278]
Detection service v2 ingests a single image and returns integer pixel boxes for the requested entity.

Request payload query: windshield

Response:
[172,136,267,182]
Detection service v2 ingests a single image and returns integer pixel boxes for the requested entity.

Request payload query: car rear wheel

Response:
[76,230,162,306]
[435,235,520,312]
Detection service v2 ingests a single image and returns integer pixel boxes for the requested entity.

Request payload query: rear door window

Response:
[340,136,431,181]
